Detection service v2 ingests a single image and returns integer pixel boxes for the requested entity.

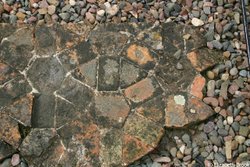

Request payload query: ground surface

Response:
[0,22,226,166]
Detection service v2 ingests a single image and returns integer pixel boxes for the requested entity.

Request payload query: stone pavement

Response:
[0,22,222,166]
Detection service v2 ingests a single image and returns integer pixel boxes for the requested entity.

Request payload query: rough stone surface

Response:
[0,23,223,166]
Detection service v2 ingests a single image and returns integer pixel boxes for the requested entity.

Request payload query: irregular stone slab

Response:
[165,94,215,127]
[120,59,147,89]
[54,24,86,51]
[0,62,19,85]
[3,94,33,126]
[31,94,55,128]
[55,97,80,128]
[0,75,32,109]
[186,96,215,122]
[122,134,154,166]
[162,22,184,59]
[0,27,34,71]
[165,94,189,127]
[35,24,92,56]
[93,93,130,128]
[100,128,122,166]
[56,76,94,110]
[27,57,66,94]
[57,41,97,72]
[155,56,196,94]
[57,117,101,167]
[89,28,128,57]
[123,112,164,147]
[98,57,120,91]
[0,112,21,149]
[187,48,222,72]
[135,95,165,125]
[22,137,66,167]
[0,140,16,161]
[72,59,97,88]
[124,77,162,104]
[19,128,56,157]
[34,26,57,56]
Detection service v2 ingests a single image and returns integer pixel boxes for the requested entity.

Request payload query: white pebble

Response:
[191,18,204,27]
[227,116,234,125]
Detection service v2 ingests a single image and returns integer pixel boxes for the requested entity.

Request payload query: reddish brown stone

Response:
[3,94,33,126]
[203,97,219,107]
[165,95,188,127]
[190,75,206,99]
[122,134,153,166]
[186,96,215,122]
[187,48,222,72]
[0,112,21,149]
[124,77,159,103]
[126,44,154,66]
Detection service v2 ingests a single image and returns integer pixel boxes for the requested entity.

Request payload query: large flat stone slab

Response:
[0,23,223,166]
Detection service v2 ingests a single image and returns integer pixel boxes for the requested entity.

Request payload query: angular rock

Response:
[122,134,153,166]
[57,42,97,72]
[89,29,128,57]
[0,140,16,161]
[120,59,147,89]
[123,112,163,147]
[0,75,32,109]
[19,128,56,157]
[98,57,120,91]
[135,95,165,124]
[124,77,162,104]
[155,55,196,94]
[100,129,122,166]
[165,94,188,127]
[27,57,66,94]
[31,94,55,128]
[3,94,33,127]
[0,112,21,149]
[0,62,19,85]
[190,75,206,99]
[55,97,80,128]
[0,27,34,71]
[72,59,97,88]
[56,76,94,110]
[34,26,56,56]
[187,48,222,72]
[93,93,130,128]
[57,118,100,166]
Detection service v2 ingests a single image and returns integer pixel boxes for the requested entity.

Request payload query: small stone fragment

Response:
[191,18,204,27]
